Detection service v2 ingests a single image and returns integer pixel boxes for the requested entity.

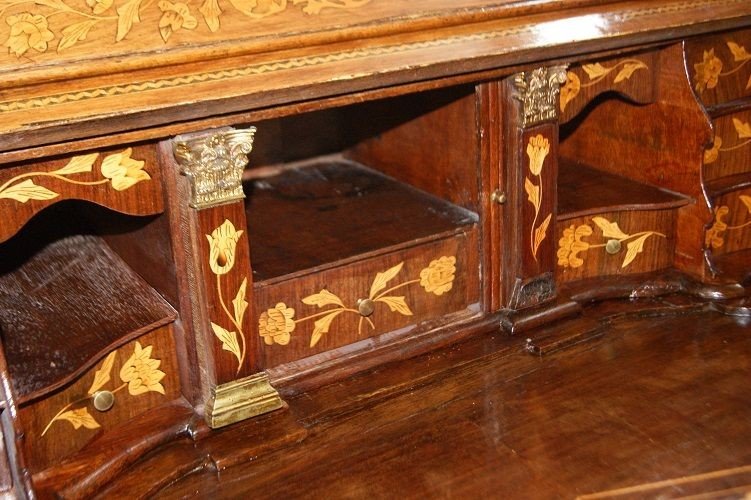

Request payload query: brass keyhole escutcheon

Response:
[356,298,375,317]
[93,390,115,412]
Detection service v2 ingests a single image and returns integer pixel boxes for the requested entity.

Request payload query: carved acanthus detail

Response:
[173,128,256,209]
[512,66,568,126]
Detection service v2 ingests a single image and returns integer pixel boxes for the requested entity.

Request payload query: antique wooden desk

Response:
[0,1,750,497]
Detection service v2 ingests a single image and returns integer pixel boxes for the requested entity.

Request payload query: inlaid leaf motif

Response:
[199,0,221,31]
[228,0,286,18]
[87,351,117,395]
[232,278,248,326]
[746,75,751,90]
[582,63,612,80]
[740,195,751,214]
[533,213,552,257]
[614,61,647,83]
[733,118,751,139]
[727,41,751,62]
[622,233,651,268]
[310,310,343,348]
[376,296,413,316]
[57,408,100,431]
[34,0,69,9]
[302,289,344,308]
[0,179,58,202]
[58,20,98,52]
[52,152,98,175]
[116,0,143,41]
[369,262,403,299]
[211,322,241,364]
[524,177,539,212]
[592,217,630,240]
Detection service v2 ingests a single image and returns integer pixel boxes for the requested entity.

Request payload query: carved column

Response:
[161,127,283,428]
[501,66,567,315]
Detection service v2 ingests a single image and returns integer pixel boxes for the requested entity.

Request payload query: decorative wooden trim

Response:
[204,372,284,429]
[512,66,567,127]
[2,0,746,114]
[173,128,255,209]
[560,58,649,112]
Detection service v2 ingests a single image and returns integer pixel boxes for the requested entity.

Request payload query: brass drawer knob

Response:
[490,190,507,205]
[93,390,115,412]
[605,239,622,255]
[356,298,375,317]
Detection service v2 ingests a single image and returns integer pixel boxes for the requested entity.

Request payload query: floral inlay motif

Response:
[0,148,149,203]
[693,41,751,94]
[0,0,370,56]
[559,59,648,112]
[704,118,751,164]
[525,134,552,261]
[706,196,751,249]
[259,256,457,348]
[206,219,249,374]
[42,342,166,437]
[557,217,666,269]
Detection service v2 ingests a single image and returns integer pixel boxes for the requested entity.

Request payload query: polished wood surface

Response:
[126,299,751,498]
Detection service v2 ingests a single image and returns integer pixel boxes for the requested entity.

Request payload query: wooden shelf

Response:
[0,234,176,403]
[245,159,478,282]
[558,158,691,219]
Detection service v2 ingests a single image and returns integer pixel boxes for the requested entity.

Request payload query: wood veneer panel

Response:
[245,160,478,281]
[0,234,176,402]
[558,159,690,218]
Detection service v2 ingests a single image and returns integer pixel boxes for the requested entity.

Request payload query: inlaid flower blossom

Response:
[526,135,550,176]
[100,147,151,191]
[557,224,592,268]
[119,342,166,396]
[259,303,296,346]
[158,0,198,41]
[4,13,54,57]
[419,256,457,296]
[694,49,723,92]
[206,219,243,275]
[86,0,113,14]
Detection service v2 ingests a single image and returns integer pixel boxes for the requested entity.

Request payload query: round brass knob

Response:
[356,298,375,317]
[490,190,507,205]
[93,390,115,412]
[605,239,622,255]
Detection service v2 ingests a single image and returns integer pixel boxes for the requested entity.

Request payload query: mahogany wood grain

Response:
[245,160,478,281]
[0,231,176,402]
[155,302,751,499]
[559,43,713,278]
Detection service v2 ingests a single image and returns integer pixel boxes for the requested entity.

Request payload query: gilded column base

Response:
[204,372,284,429]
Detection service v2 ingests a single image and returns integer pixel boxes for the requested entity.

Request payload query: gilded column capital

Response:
[512,66,568,127]
[173,127,256,209]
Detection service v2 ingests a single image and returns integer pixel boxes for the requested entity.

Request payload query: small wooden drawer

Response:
[246,159,480,369]
[686,28,751,108]
[19,325,181,473]
[704,110,751,184]
[555,209,677,283]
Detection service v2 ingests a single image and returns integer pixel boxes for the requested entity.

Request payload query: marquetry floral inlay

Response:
[1,0,370,56]
[704,118,751,164]
[525,134,552,261]
[0,148,149,203]
[42,342,166,437]
[207,219,249,374]
[559,59,648,112]
[694,42,751,94]
[706,196,751,249]
[259,256,457,349]
[557,217,666,269]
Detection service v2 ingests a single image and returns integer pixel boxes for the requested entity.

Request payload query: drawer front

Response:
[686,28,751,107]
[20,325,181,473]
[255,228,479,368]
[704,110,751,182]
[706,187,751,256]
[555,211,676,283]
